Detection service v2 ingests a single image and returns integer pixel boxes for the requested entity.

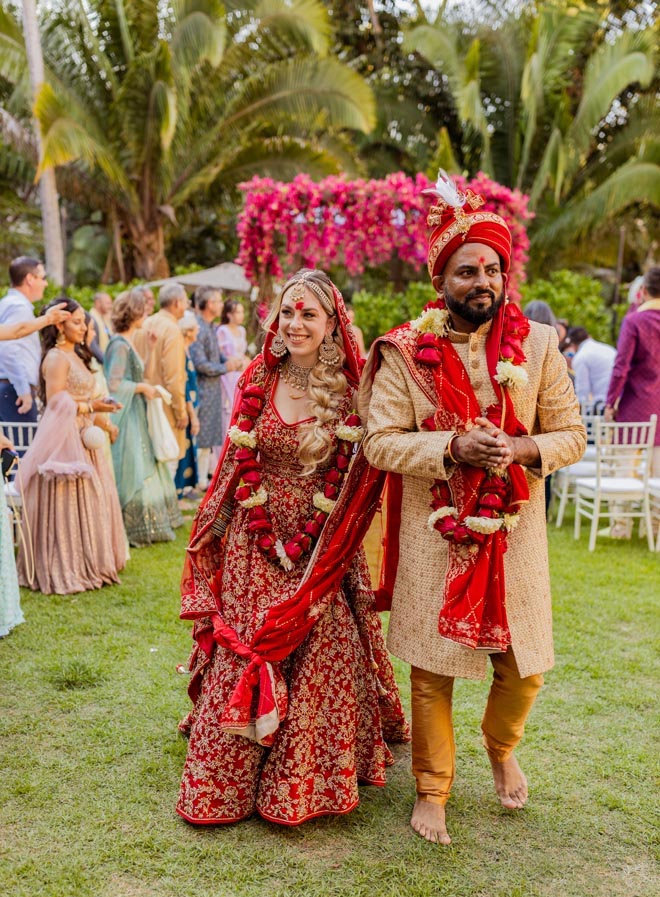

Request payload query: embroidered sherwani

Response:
[358,319,585,680]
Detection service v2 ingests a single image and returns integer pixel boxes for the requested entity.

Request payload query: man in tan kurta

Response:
[358,177,585,844]
[89,292,113,354]
[137,282,188,464]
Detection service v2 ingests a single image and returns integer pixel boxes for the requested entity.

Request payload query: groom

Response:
[358,175,585,844]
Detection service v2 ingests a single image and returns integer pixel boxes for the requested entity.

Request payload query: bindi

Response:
[295,301,305,310]
[478,256,486,264]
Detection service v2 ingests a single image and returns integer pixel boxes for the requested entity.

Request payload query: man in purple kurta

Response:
[605,266,660,475]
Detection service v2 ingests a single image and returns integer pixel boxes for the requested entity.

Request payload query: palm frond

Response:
[535,160,660,246]
[569,29,655,157]
[429,126,460,176]
[209,137,344,192]
[0,109,37,163]
[222,56,375,134]
[171,0,227,71]
[252,0,330,58]
[34,82,136,207]
[0,5,28,86]
[403,22,462,86]
[516,5,598,188]
[530,125,564,206]
[115,43,177,177]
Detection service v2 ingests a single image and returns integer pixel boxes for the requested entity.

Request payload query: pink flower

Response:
[234,485,251,502]
[284,541,303,562]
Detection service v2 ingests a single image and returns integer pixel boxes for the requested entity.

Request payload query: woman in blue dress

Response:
[104,289,183,547]
[175,312,200,499]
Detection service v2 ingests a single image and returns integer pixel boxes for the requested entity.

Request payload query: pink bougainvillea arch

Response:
[236,172,533,301]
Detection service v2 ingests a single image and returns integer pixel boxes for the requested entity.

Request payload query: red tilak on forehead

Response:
[478,256,486,264]
[295,300,305,310]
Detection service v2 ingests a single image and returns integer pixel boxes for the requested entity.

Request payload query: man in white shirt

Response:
[566,326,616,412]
[0,256,48,423]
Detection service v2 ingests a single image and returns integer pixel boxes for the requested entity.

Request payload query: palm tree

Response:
[0,0,376,279]
[403,1,658,251]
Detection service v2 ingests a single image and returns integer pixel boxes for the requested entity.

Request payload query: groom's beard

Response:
[444,285,505,326]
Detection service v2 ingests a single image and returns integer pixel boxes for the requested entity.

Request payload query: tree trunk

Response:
[22,0,65,286]
[125,215,170,280]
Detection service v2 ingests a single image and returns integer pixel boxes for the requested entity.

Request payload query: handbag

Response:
[147,396,179,462]
[81,425,106,451]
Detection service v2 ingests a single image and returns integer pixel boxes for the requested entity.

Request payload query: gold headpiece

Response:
[282,275,334,314]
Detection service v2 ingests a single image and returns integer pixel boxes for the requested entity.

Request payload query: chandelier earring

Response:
[56,329,66,347]
[319,332,340,366]
[270,332,287,358]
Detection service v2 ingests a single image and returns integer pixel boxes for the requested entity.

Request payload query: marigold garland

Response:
[229,383,364,570]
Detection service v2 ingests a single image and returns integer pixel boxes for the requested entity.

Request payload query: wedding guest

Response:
[83,313,119,478]
[175,311,200,500]
[135,283,189,474]
[16,299,127,594]
[0,301,71,628]
[217,297,249,442]
[105,289,183,546]
[88,291,114,357]
[134,285,156,318]
[189,287,241,491]
[605,265,660,475]
[565,326,616,412]
[0,256,49,425]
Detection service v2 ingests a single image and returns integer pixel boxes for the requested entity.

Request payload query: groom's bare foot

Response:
[410,798,452,844]
[489,753,528,809]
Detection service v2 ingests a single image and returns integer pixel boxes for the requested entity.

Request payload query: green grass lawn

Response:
[1,513,658,897]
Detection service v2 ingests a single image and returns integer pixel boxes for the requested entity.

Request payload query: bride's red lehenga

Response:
[176,277,409,826]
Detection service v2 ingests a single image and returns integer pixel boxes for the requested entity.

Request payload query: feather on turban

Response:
[424,170,512,278]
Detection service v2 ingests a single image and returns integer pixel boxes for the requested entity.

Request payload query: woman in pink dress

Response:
[177,269,409,826]
[216,298,248,443]
[17,299,127,595]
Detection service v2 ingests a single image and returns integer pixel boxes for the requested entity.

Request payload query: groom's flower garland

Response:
[411,300,530,546]
[227,383,363,571]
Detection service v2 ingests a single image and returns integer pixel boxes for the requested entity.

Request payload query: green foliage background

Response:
[520,270,619,344]
[352,282,434,347]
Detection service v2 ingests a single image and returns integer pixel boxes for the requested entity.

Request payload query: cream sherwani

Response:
[358,319,585,680]
[137,309,187,460]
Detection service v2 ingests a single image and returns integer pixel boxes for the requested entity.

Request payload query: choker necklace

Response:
[281,359,313,397]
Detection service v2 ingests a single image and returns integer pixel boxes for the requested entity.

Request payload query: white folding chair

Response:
[648,478,660,552]
[3,420,38,457]
[2,420,38,543]
[553,414,599,527]
[574,415,657,551]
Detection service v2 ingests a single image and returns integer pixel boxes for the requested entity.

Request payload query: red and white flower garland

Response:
[411,300,530,546]
[227,383,364,570]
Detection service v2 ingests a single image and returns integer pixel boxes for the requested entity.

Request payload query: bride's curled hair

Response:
[265,269,347,476]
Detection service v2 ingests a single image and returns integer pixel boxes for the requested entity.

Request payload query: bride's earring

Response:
[56,329,66,346]
[319,333,340,366]
[270,332,287,358]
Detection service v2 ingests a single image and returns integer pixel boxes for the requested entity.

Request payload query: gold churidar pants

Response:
[410,648,544,805]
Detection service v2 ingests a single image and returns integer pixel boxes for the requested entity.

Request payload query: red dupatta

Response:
[180,277,383,745]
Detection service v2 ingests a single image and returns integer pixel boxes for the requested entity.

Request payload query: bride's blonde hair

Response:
[264,269,347,475]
